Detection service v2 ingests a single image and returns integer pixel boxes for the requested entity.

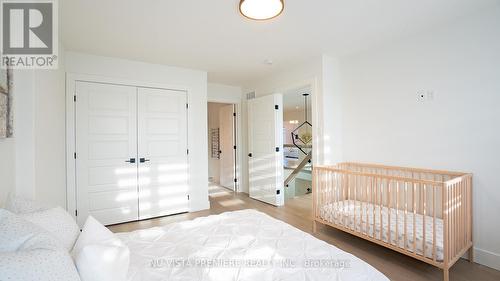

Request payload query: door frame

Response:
[66,73,193,220]
[207,98,242,193]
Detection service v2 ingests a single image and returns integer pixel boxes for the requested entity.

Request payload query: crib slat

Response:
[354,173,357,231]
[460,180,463,253]
[404,182,408,250]
[456,182,459,257]
[454,182,457,258]
[328,171,332,221]
[451,182,454,259]
[460,179,466,252]
[335,171,338,223]
[454,182,457,257]
[342,173,346,226]
[361,177,368,235]
[413,183,417,254]
[380,178,383,241]
[396,182,399,248]
[433,185,437,262]
[322,169,325,221]
[423,184,426,259]
[388,180,391,245]
[372,177,375,238]
[366,176,369,236]
[450,182,453,263]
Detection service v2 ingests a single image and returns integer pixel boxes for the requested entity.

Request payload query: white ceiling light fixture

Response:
[239,0,284,21]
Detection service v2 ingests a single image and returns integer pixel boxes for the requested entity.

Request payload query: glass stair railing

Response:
[284,144,312,199]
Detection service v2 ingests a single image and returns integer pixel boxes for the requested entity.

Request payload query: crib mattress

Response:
[320,200,444,261]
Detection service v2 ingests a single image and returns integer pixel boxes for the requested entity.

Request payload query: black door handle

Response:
[125,158,136,163]
[139,158,150,163]
[248,153,252,157]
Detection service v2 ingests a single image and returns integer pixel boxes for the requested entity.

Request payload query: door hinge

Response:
[233,145,236,150]
[275,147,280,152]
[75,210,78,216]
[73,95,76,102]
[274,105,279,110]
[187,149,189,155]
[276,190,281,195]
[74,152,77,159]
[186,103,189,109]
[233,112,236,117]
[187,195,190,200]
[234,178,237,183]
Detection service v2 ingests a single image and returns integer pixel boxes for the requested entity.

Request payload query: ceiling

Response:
[61,0,498,86]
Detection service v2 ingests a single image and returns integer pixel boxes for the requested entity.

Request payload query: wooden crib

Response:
[312,163,473,281]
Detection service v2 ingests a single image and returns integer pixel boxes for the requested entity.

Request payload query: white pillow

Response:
[0,209,59,252]
[4,193,50,214]
[19,207,80,251]
[0,209,81,281]
[72,216,130,281]
[0,249,81,281]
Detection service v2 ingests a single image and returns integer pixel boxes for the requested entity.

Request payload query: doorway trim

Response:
[207,98,243,193]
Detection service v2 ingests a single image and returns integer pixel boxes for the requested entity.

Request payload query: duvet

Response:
[116,209,388,281]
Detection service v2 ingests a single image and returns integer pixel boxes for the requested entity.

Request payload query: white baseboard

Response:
[474,247,500,271]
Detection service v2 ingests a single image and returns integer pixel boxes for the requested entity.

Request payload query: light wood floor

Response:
[109,185,500,281]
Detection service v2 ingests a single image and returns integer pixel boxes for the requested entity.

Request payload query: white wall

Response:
[208,83,242,104]
[0,70,37,205]
[0,138,15,205]
[0,58,66,208]
[34,51,67,208]
[65,52,210,212]
[338,7,500,270]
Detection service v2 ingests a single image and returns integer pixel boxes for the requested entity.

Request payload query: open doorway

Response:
[283,86,313,208]
[207,102,237,193]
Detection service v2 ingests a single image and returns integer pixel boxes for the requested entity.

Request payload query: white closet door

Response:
[137,88,189,220]
[219,104,235,190]
[248,94,284,206]
[75,81,139,226]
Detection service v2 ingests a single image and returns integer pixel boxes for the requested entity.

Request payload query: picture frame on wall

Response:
[0,68,13,138]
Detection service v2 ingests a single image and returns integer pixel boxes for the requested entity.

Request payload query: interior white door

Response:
[219,104,235,190]
[75,81,139,226]
[137,88,189,220]
[248,94,284,206]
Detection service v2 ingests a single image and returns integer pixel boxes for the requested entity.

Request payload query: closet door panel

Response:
[75,81,139,226]
[137,88,189,220]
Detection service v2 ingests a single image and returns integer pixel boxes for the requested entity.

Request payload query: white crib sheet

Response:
[320,200,444,261]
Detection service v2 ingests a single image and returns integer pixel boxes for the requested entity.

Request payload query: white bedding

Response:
[116,209,388,281]
[320,200,444,261]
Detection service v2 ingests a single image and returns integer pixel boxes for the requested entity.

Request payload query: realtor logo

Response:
[1,0,58,69]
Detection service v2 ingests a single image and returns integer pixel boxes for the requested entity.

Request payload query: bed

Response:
[116,209,388,281]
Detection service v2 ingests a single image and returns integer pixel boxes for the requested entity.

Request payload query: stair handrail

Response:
[284,151,312,186]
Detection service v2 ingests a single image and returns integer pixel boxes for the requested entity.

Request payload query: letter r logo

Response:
[2,2,53,55]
